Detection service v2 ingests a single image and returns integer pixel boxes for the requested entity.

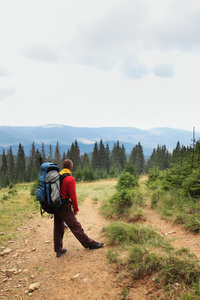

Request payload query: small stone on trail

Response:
[71,273,80,280]
[28,282,40,292]
[3,248,12,254]
[23,269,28,273]
[165,230,176,235]
[5,268,18,277]
[12,253,19,258]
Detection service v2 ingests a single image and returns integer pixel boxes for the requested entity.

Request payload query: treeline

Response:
[0,139,197,189]
[148,140,200,197]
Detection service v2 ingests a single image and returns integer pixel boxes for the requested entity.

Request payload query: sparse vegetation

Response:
[1,173,200,299]
[103,220,200,298]
[0,183,39,243]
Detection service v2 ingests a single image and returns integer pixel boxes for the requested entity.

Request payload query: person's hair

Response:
[63,159,73,169]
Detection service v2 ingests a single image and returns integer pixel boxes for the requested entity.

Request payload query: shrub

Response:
[116,172,138,191]
[161,255,200,285]
[109,189,134,210]
[103,221,168,247]
[1,194,9,202]
[182,169,200,197]
[151,189,163,208]
[30,179,39,197]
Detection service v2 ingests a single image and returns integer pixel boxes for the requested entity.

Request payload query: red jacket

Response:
[60,175,79,214]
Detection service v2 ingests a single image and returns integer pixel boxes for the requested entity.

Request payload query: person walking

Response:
[54,159,104,257]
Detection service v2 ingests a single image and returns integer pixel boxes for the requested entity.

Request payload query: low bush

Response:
[182,169,200,197]
[103,221,171,249]
[116,172,138,191]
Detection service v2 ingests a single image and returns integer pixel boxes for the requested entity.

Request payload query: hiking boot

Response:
[56,248,67,258]
[89,241,104,250]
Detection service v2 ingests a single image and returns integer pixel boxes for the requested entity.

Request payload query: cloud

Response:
[18,0,200,80]
[0,66,10,77]
[152,64,174,78]
[61,1,149,75]
[0,88,15,101]
[143,0,200,52]
[120,58,149,79]
[60,0,200,78]
[22,44,59,62]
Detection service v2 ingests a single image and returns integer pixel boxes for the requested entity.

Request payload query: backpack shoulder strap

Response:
[60,173,71,186]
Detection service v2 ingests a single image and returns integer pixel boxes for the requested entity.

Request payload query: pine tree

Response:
[147,148,156,171]
[48,144,53,162]
[1,149,8,174]
[16,143,26,182]
[99,139,106,170]
[91,142,99,170]
[62,152,66,164]
[105,143,110,173]
[35,149,41,171]
[74,140,81,168]
[41,143,46,163]
[67,140,81,172]
[81,153,90,168]
[54,141,62,168]
[111,141,127,172]
[147,144,171,171]
[129,142,145,175]
[0,149,9,188]
[26,142,38,182]
[7,146,16,183]
[120,144,127,170]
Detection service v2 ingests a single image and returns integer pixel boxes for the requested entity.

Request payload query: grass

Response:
[102,176,200,299]
[103,220,200,298]
[103,221,172,250]
[0,183,39,244]
[76,178,117,204]
[149,187,200,233]
[101,186,145,222]
[0,179,116,245]
[1,177,200,299]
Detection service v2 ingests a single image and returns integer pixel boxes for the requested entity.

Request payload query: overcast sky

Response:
[0,0,200,133]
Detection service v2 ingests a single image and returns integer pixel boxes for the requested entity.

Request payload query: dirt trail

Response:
[0,197,124,300]
[143,204,200,260]
[0,184,200,299]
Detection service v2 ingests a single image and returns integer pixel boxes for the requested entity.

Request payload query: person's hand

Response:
[74,211,78,215]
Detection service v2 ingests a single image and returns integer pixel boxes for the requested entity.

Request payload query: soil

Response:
[0,181,200,300]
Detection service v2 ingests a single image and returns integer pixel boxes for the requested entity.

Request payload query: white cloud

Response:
[0,66,10,77]
[22,44,59,62]
[0,88,15,101]
[0,0,200,133]
[152,64,174,78]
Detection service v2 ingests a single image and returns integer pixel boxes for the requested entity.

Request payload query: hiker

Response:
[54,159,104,257]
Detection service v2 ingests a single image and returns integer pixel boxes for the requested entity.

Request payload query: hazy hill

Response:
[0,124,198,156]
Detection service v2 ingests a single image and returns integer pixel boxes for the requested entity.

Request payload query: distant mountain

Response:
[0,124,198,157]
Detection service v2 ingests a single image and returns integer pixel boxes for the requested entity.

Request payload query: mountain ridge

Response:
[0,124,198,156]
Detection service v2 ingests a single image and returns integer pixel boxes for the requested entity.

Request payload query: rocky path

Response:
[0,183,200,299]
[0,197,125,300]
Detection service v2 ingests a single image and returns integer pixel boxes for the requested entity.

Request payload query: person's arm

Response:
[68,177,79,214]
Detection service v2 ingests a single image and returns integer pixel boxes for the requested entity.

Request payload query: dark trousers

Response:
[54,206,94,252]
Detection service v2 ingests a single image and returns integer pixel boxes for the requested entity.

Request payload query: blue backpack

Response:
[36,162,70,215]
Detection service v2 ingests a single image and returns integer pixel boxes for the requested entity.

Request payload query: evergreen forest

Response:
[0,138,199,194]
